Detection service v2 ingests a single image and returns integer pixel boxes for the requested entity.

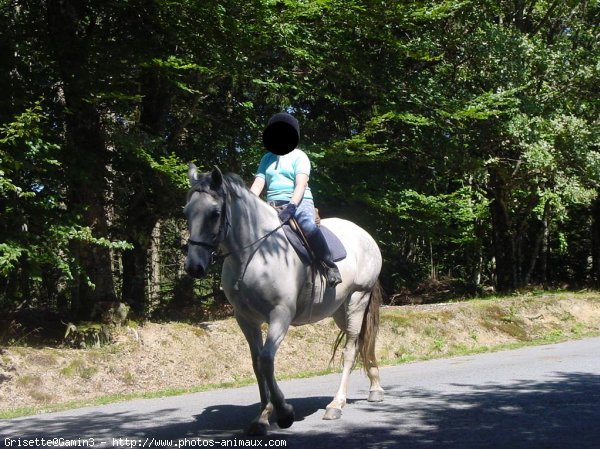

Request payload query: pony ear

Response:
[211,166,224,190]
[188,163,199,184]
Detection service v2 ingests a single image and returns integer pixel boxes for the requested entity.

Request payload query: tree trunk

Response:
[46,0,116,319]
[118,73,169,316]
[0,5,16,125]
[591,197,600,288]
[488,169,516,292]
[140,67,172,135]
[541,210,550,289]
[149,221,162,310]
[117,0,174,317]
[524,200,551,286]
[122,238,149,318]
[64,101,115,318]
[490,199,516,292]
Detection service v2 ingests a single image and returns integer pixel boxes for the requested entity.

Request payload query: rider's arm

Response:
[290,173,309,205]
[250,176,265,197]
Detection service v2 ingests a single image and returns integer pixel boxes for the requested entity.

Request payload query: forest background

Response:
[1,0,599,327]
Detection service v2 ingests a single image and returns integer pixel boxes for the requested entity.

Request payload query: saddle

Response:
[273,205,347,265]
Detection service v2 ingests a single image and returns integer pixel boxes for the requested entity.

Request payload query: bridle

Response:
[186,188,231,264]
[185,181,283,265]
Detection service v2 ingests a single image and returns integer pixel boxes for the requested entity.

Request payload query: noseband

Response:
[186,239,221,261]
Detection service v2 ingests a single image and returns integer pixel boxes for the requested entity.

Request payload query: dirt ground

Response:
[2,292,600,417]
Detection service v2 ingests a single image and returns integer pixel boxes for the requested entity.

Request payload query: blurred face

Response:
[263,121,298,155]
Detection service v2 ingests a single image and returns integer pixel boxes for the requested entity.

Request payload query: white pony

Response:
[184,165,384,435]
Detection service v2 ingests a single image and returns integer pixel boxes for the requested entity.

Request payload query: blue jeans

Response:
[295,199,318,236]
[273,199,318,236]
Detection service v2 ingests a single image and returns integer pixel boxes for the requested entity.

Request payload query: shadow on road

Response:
[185,395,332,437]
[1,396,331,441]
[3,372,600,448]
[279,371,600,449]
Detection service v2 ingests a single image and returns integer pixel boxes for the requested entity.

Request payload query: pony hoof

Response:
[323,407,342,420]
[276,404,295,429]
[368,390,384,402]
[247,422,268,436]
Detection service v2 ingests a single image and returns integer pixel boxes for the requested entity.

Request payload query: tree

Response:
[1,0,599,326]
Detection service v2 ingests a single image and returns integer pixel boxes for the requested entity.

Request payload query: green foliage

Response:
[385,187,485,245]
[0,103,133,306]
[0,104,64,277]
[1,0,599,320]
[0,243,24,276]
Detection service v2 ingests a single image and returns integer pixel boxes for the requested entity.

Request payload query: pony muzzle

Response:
[185,263,206,279]
[184,250,211,278]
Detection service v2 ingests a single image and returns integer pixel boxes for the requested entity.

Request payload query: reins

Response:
[186,176,326,299]
[186,179,284,266]
[215,222,284,263]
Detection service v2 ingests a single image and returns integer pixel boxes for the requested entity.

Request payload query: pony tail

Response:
[329,330,346,368]
[358,280,382,372]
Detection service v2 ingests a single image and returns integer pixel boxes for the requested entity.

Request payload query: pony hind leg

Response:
[323,290,371,420]
[367,366,384,402]
[324,283,384,419]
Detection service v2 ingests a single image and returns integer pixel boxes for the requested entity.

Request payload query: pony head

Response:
[183,164,226,278]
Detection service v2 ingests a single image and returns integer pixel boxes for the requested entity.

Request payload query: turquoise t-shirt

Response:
[256,149,313,201]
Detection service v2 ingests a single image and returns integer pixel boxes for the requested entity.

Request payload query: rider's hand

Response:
[278,202,297,223]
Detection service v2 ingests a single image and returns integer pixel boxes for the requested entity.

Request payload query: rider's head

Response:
[263,112,300,156]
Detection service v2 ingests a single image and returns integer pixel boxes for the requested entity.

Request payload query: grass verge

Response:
[2,291,600,419]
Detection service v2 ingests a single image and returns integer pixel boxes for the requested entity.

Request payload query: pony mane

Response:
[223,173,248,198]
[188,171,249,200]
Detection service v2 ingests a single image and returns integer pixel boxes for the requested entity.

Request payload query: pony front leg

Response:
[236,315,273,436]
[259,306,295,429]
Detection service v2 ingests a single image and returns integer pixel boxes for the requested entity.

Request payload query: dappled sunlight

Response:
[3,372,599,447]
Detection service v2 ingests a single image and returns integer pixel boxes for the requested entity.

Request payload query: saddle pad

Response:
[283,224,347,265]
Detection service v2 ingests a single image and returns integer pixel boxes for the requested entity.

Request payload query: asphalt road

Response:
[2,337,600,449]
